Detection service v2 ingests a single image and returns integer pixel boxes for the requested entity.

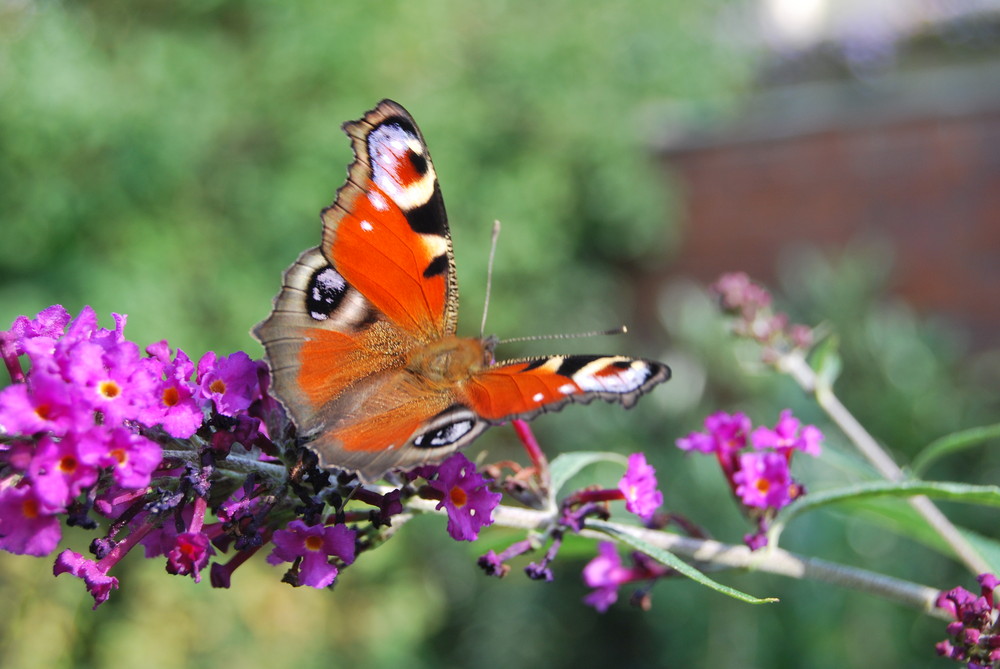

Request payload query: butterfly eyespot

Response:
[306,266,348,321]
[412,419,475,449]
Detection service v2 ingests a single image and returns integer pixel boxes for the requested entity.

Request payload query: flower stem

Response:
[408,497,948,618]
[778,351,991,575]
[512,420,551,489]
[160,449,288,484]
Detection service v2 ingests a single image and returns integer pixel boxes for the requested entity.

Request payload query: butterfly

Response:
[254,100,670,483]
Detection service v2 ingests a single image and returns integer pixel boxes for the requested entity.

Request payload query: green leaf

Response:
[586,519,777,605]
[771,480,1000,541]
[548,451,626,496]
[824,496,1000,573]
[910,423,1000,476]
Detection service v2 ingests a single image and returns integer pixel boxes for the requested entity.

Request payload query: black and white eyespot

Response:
[413,419,476,449]
[306,266,347,321]
[411,406,482,450]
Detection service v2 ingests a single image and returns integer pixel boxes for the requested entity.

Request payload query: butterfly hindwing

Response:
[462,355,671,422]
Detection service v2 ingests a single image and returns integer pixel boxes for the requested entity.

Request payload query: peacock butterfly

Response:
[254,100,670,482]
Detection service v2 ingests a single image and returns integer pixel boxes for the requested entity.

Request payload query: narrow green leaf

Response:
[911,423,1000,476]
[772,480,1000,541]
[548,451,626,496]
[586,519,777,605]
[824,497,1000,573]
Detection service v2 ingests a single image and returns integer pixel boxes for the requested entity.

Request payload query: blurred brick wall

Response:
[656,65,1000,347]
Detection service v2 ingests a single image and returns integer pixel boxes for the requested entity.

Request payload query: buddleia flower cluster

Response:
[936,573,1000,667]
[0,305,666,609]
[676,410,823,549]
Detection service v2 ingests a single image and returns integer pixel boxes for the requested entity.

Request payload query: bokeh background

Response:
[2,1,1000,667]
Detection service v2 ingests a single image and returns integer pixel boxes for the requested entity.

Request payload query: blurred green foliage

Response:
[1,2,997,669]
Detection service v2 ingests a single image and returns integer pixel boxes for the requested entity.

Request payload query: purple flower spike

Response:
[53,550,120,609]
[751,409,823,457]
[425,453,502,542]
[267,520,357,589]
[712,272,772,313]
[618,453,663,521]
[936,574,1000,666]
[732,452,793,510]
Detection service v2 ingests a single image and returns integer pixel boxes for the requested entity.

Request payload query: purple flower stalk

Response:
[2,303,678,612]
[936,574,1000,666]
[676,409,822,550]
[711,272,814,354]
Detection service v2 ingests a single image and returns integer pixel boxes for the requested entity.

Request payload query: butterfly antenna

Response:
[497,325,628,346]
[480,219,502,339]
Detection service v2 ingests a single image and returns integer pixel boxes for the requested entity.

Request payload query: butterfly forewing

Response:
[323,100,459,338]
[254,100,459,444]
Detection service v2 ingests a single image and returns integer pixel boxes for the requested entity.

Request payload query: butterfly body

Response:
[255,100,670,482]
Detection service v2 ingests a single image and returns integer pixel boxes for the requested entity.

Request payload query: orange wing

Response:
[254,100,459,443]
[323,100,458,338]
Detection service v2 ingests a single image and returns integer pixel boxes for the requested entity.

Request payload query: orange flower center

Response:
[304,535,324,552]
[755,478,771,495]
[110,448,128,465]
[34,403,52,420]
[99,380,122,400]
[162,386,180,407]
[58,455,78,474]
[22,497,39,519]
[209,379,227,395]
[449,485,468,508]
